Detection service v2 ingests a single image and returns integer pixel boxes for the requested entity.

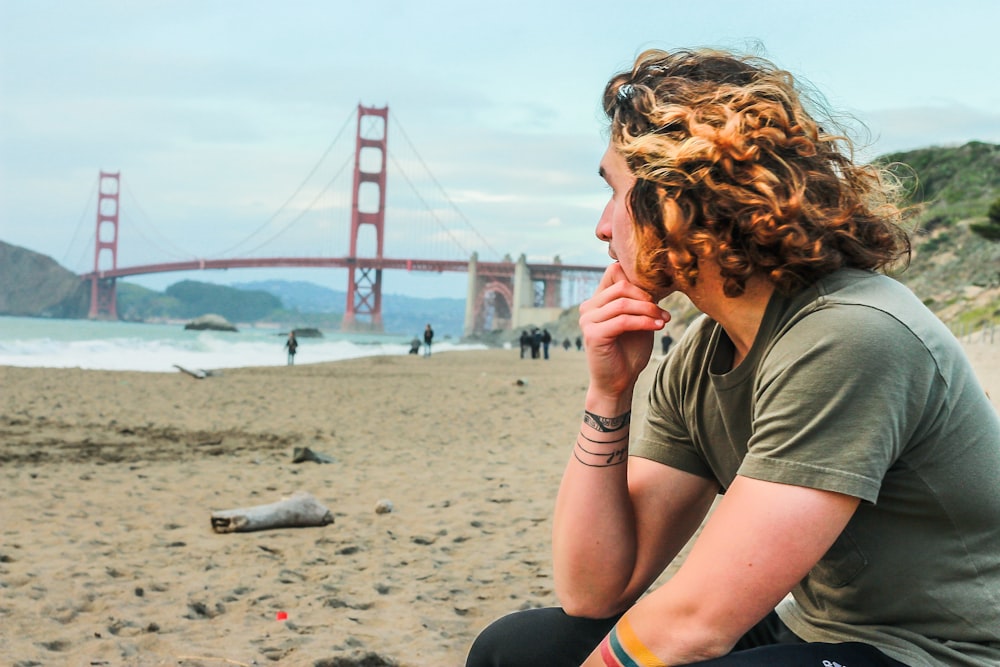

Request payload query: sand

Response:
[1,341,997,667]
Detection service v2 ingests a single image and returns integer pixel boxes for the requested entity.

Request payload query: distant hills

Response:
[116,278,466,338]
[230,279,466,338]
[2,141,998,338]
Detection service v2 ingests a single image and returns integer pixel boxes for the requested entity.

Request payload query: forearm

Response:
[553,392,639,617]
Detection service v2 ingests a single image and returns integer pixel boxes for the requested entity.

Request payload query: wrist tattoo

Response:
[575,438,627,467]
[583,409,631,433]
[579,431,629,445]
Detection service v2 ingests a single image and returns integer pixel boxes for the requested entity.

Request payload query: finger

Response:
[581,301,669,341]
[581,282,656,323]
[591,263,659,304]
[580,310,667,344]
[582,290,670,326]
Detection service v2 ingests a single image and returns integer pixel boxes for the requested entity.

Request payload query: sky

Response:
[2,0,1000,301]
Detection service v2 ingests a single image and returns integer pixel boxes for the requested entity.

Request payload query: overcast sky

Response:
[2,0,999,300]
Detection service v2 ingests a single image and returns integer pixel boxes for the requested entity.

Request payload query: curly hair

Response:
[603,48,911,297]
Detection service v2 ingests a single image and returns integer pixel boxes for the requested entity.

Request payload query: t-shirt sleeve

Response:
[739,305,934,503]
[632,319,716,480]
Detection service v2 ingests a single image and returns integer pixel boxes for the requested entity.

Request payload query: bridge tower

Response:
[342,104,389,331]
[88,171,121,320]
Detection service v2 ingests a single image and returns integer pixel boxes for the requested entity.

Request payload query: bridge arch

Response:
[473,280,514,332]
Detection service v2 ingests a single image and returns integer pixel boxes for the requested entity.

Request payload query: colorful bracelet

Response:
[599,615,667,667]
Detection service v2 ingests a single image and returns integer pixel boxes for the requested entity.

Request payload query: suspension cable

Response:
[390,115,503,260]
[214,107,356,258]
[121,182,196,260]
[232,153,353,257]
[388,152,472,257]
[61,174,98,270]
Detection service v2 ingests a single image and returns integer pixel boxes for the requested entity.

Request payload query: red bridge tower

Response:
[342,104,389,331]
[88,171,121,320]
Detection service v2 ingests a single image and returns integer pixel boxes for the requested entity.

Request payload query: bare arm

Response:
[552,262,719,617]
[554,452,718,617]
[580,475,862,665]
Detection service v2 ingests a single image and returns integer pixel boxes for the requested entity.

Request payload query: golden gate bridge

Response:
[79,105,605,335]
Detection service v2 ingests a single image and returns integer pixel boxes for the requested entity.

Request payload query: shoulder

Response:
[764,270,948,375]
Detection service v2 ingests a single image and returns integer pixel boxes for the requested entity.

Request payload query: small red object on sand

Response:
[276,611,288,621]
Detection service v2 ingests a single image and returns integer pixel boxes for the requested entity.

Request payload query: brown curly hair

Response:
[603,48,911,297]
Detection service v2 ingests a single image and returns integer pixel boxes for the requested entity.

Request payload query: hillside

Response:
[881,142,1000,330]
[0,241,89,318]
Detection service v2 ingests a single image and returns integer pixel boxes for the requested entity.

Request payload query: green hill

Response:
[880,142,1000,331]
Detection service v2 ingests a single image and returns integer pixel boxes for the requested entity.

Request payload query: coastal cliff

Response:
[0,241,89,318]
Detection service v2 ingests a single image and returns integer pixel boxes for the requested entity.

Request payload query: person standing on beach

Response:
[466,48,1000,667]
[423,323,434,357]
[284,331,298,366]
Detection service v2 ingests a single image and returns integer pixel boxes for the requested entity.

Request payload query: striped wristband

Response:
[598,615,667,667]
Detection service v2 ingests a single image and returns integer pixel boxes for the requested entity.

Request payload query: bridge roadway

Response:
[81,256,606,281]
[81,255,608,331]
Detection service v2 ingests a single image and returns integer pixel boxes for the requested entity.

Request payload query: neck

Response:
[686,273,775,368]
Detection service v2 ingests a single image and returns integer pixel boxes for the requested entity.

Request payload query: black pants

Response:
[465,607,910,666]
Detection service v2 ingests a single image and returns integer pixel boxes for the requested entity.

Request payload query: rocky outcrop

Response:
[0,241,90,318]
[184,314,238,332]
[292,327,323,338]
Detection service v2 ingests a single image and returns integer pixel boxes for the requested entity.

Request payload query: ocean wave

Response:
[0,317,485,372]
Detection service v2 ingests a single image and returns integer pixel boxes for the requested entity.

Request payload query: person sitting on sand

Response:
[466,48,1000,667]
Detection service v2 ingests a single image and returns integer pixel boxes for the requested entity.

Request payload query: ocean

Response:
[0,316,487,373]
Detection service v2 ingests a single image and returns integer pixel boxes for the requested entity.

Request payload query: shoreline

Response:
[1,343,996,665]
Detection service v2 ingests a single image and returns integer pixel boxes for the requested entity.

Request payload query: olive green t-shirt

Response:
[633,269,1000,667]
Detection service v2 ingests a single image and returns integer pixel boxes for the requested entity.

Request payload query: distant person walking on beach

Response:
[284,331,298,366]
[423,324,434,357]
[467,47,1000,667]
[541,329,552,359]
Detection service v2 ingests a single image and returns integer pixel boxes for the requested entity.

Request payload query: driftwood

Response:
[173,364,222,379]
[211,492,334,533]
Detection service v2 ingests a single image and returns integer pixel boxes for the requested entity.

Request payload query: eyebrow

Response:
[598,165,607,180]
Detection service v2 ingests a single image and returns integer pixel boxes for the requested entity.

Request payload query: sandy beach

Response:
[1,340,997,666]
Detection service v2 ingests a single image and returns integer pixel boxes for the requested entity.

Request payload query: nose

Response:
[595,201,613,242]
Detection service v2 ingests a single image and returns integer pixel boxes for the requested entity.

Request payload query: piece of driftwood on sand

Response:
[210,491,334,533]
[172,364,223,379]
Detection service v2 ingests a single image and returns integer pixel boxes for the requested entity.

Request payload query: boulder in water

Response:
[292,327,323,338]
[184,314,238,332]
